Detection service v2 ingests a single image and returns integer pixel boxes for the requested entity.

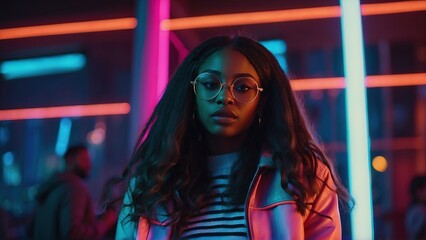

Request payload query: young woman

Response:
[116,35,352,239]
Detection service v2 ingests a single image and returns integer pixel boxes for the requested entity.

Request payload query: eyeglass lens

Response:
[194,73,259,103]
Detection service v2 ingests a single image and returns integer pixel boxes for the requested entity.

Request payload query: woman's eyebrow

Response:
[200,69,256,79]
[199,69,221,75]
[233,73,256,79]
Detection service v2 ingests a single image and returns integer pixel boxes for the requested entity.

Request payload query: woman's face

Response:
[195,47,261,139]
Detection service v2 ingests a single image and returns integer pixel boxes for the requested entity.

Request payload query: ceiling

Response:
[1,0,425,69]
[1,0,425,45]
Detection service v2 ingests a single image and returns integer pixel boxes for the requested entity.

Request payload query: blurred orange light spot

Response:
[372,156,388,172]
[88,130,105,145]
[88,121,106,145]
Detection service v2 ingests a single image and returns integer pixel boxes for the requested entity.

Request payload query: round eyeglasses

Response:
[190,72,263,103]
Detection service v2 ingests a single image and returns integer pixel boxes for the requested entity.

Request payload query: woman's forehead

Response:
[198,48,259,80]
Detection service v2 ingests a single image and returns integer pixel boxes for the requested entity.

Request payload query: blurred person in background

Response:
[98,176,124,240]
[28,145,117,240]
[0,207,8,240]
[406,175,426,240]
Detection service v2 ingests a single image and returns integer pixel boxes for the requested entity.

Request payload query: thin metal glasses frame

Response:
[190,72,263,103]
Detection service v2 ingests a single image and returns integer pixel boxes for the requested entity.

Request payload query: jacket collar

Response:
[258,150,275,168]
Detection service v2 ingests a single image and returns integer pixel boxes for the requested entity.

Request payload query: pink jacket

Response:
[116,152,341,239]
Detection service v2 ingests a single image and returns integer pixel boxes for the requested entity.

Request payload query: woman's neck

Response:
[204,133,247,155]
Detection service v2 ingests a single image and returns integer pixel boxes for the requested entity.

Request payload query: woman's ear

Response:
[256,96,267,126]
[257,94,267,113]
[192,104,198,119]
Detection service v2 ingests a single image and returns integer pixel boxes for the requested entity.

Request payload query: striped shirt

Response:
[180,152,248,239]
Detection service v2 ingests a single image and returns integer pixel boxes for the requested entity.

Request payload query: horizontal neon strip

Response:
[0,73,422,121]
[0,18,137,40]
[161,6,340,30]
[1,53,86,80]
[326,137,425,152]
[362,1,426,16]
[161,1,426,30]
[371,137,425,151]
[291,77,344,91]
[291,73,426,91]
[1,1,423,39]
[0,103,131,121]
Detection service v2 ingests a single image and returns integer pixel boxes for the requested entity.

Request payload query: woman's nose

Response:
[216,85,235,105]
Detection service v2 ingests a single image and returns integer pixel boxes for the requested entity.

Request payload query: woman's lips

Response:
[211,116,237,124]
[211,109,237,124]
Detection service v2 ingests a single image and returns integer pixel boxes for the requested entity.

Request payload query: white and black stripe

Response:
[181,153,248,239]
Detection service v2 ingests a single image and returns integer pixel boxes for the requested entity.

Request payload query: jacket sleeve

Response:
[303,163,342,240]
[59,179,113,240]
[116,181,138,240]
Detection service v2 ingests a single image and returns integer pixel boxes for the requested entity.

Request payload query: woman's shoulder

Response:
[259,149,331,178]
[253,168,296,207]
[315,160,331,181]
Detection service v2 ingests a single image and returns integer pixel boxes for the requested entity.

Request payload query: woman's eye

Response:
[235,85,252,92]
[202,81,219,90]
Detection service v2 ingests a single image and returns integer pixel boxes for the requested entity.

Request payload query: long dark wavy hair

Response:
[122,35,352,236]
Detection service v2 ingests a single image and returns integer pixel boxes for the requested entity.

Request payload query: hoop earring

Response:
[193,112,202,142]
[258,112,262,126]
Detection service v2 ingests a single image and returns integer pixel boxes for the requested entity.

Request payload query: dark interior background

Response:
[1,0,425,239]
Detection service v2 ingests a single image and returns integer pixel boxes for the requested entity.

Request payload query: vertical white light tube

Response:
[339,1,374,239]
